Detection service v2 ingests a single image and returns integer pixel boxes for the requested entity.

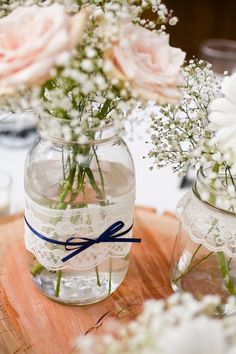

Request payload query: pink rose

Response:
[0,5,88,95]
[106,23,186,104]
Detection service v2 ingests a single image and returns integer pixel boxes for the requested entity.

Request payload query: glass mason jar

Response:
[171,165,236,314]
[24,117,135,305]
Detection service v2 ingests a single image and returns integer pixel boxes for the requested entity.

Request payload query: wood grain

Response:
[0,208,179,354]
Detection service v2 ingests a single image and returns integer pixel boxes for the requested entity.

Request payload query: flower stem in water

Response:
[108,258,112,295]
[209,163,236,296]
[217,251,236,295]
[95,265,101,287]
[174,251,214,283]
[55,270,62,298]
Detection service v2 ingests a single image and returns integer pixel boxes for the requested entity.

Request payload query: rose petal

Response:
[0,4,87,93]
[107,21,185,103]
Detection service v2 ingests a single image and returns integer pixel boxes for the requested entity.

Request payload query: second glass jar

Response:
[171,165,236,314]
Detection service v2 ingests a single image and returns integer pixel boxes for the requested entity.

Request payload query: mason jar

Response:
[171,165,236,314]
[24,117,136,305]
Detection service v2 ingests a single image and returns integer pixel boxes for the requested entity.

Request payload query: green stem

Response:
[97,99,112,120]
[93,147,106,197]
[174,251,214,283]
[80,170,87,206]
[95,265,101,287]
[62,146,66,180]
[31,263,44,277]
[189,244,202,264]
[210,163,236,296]
[108,258,112,295]
[55,270,62,298]
[174,244,203,283]
[227,166,236,192]
[57,165,76,207]
[84,166,103,199]
[217,252,236,295]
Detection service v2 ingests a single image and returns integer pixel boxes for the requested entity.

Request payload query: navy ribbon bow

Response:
[24,217,141,263]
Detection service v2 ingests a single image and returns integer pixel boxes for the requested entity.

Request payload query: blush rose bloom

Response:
[105,23,186,104]
[0,5,88,95]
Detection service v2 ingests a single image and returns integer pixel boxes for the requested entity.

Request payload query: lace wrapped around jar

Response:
[24,116,136,305]
[171,165,236,314]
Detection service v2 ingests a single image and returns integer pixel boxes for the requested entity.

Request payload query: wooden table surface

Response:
[0,207,179,354]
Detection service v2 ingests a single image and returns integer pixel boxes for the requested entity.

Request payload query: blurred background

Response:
[1,0,236,215]
[166,0,236,57]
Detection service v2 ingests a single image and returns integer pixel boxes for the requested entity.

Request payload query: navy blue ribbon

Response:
[24,217,141,263]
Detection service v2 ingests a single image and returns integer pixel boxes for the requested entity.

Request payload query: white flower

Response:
[75,294,236,354]
[158,317,226,354]
[209,74,236,154]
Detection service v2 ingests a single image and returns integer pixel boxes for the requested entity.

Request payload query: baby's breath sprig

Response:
[148,59,220,175]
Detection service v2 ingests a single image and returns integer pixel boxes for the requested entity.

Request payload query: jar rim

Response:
[197,164,236,196]
[192,182,236,218]
[197,165,228,195]
[37,116,121,145]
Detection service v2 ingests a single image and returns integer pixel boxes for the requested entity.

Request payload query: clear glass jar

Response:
[171,166,236,314]
[24,117,135,305]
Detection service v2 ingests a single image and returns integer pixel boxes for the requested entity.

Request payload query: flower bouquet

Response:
[0,0,185,304]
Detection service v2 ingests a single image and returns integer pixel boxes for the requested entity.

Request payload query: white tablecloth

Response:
[0,146,28,213]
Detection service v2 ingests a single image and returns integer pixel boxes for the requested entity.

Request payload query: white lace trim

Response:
[177,191,236,258]
[24,191,135,271]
